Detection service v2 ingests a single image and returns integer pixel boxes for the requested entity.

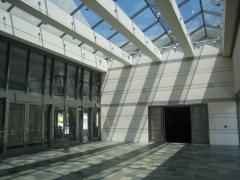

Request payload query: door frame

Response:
[149,104,209,144]
[0,98,7,160]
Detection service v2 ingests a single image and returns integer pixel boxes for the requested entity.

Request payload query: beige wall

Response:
[101,43,239,145]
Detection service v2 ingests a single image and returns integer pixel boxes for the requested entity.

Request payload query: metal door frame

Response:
[0,98,7,160]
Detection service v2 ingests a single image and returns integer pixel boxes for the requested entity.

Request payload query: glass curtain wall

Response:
[28,104,42,146]
[54,107,64,143]
[66,64,77,98]
[28,52,44,94]
[0,40,7,89]
[83,70,91,101]
[53,60,65,97]
[8,44,28,91]
[7,103,25,149]
[67,107,76,141]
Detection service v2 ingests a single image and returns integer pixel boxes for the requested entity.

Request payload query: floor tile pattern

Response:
[0,142,239,180]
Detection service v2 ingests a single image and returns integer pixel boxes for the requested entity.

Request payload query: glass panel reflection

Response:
[53,59,65,96]
[66,64,77,98]
[44,105,51,144]
[28,105,42,145]
[9,44,28,91]
[67,107,76,140]
[0,40,7,89]
[29,52,43,94]
[7,103,25,148]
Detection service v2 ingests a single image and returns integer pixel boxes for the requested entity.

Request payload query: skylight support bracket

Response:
[154,0,195,57]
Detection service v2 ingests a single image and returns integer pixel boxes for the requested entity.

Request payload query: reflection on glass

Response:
[45,57,52,95]
[8,44,28,91]
[44,105,51,144]
[0,100,3,134]
[53,60,65,96]
[93,109,99,138]
[0,40,7,89]
[78,68,83,100]
[67,107,76,140]
[83,84,90,101]
[28,105,42,145]
[83,69,91,101]
[54,107,64,142]
[66,65,77,98]
[29,52,43,94]
[7,103,25,148]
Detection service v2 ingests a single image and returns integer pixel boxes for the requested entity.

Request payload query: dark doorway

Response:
[165,106,191,143]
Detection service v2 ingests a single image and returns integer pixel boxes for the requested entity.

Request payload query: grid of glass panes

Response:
[0,36,101,102]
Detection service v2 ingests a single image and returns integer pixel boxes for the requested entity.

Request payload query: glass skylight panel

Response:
[122,43,138,53]
[150,6,171,33]
[133,8,156,30]
[109,33,128,47]
[144,23,165,40]
[0,1,11,11]
[201,0,223,13]
[11,7,41,26]
[95,21,117,38]
[204,13,222,28]
[78,6,102,27]
[154,34,172,48]
[179,0,201,21]
[49,0,81,14]
[176,0,186,5]
[206,26,221,39]
[116,0,147,17]
[190,27,205,42]
[185,14,204,34]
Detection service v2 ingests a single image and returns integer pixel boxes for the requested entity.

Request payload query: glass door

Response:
[92,108,100,141]
[27,104,42,148]
[0,98,5,160]
[7,103,25,151]
[78,107,83,143]
[82,108,91,142]
[54,107,64,145]
[44,105,51,146]
[67,107,76,142]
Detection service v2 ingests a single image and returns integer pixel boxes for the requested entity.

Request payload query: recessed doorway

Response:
[164,106,191,143]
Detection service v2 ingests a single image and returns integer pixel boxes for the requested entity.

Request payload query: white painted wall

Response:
[233,23,240,94]
[101,44,239,146]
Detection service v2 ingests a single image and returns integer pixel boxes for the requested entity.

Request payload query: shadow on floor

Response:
[0,142,124,177]
[143,144,240,180]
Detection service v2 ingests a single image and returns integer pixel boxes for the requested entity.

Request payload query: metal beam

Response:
[82,0,162,61]
[154,0,194,57]
[5,0,132,65]
[222,0,240,56]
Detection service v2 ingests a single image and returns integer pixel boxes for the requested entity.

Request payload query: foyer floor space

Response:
[0,142,240,180]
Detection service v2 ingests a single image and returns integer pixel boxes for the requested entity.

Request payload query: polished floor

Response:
[0,142,240,180]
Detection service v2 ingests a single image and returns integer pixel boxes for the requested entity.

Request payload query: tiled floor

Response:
[0,142,239,180]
